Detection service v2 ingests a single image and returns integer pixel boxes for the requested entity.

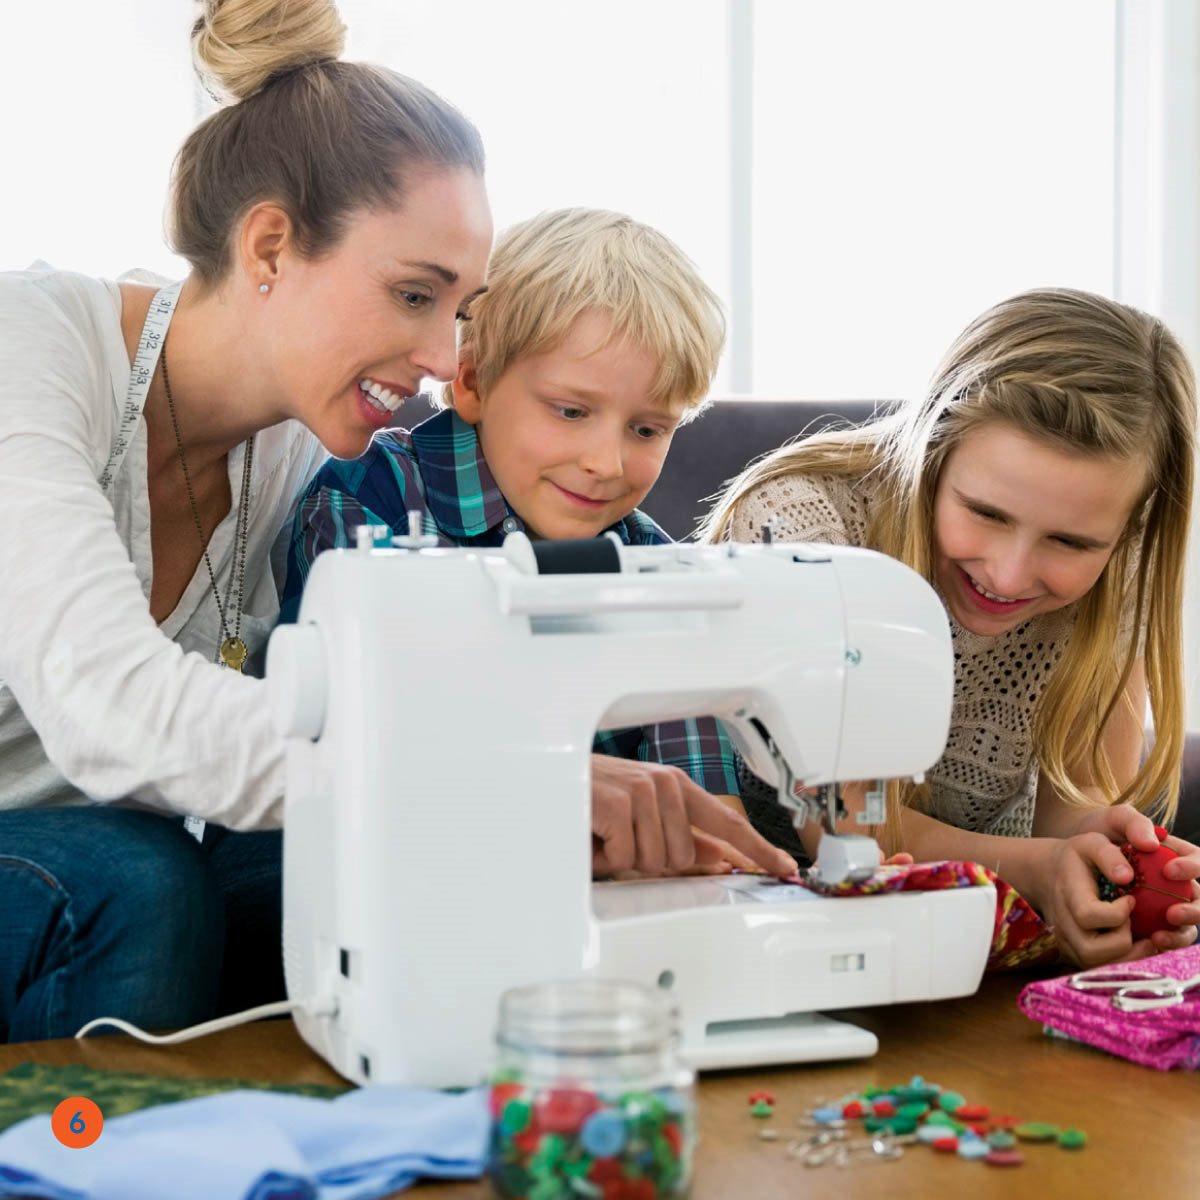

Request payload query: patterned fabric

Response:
[730,472,1139,838]
[1019,943,1200,1070]
[0,1062,345,1133]
[799,858,1059,972]
[282,409,739,795]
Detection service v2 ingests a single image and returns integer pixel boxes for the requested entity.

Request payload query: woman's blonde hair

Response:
[443,207,725,416]
[171,0,484,288]
[703,288,1196,825]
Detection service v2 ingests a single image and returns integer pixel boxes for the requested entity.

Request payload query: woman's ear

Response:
[239,202,293,292]
[451,350,484,425]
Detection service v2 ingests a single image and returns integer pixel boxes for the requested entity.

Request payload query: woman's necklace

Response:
[160,337,255,672]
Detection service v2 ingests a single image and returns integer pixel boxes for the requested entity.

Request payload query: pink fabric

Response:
[1017,943,1200,1070]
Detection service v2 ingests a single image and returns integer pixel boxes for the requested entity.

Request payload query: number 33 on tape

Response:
[51,1096,103,1148]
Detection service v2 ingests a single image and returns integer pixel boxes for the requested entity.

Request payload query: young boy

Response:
[282,208,793,878]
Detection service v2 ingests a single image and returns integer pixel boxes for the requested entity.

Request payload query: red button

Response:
[536,1087,598,1134]
[955,1104,990,1121]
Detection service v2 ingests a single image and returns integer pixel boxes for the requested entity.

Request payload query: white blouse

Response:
[0,267,324,827]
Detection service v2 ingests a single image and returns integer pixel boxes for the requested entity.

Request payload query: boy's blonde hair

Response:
[443,208,725,418]
[703,288,1196,829]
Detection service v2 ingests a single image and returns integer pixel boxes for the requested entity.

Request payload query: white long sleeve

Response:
[0,268,322,828]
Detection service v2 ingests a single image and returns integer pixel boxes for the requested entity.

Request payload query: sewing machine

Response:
[267,531,996,1088]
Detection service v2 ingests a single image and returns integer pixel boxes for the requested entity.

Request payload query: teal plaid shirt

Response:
[282,409,739,795]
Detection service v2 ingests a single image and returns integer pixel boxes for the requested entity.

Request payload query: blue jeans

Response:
[0,807,283,1043]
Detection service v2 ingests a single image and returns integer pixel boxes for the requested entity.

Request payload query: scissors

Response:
[1068,966,1200,1013]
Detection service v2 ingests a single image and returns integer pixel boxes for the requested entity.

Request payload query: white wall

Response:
[1115,0,1200,730]
[0,3,194,277]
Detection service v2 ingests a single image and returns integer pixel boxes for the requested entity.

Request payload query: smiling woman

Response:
[702,287,1200,970]
[0,0,490,1041]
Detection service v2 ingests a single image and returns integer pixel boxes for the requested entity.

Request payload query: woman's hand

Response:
[589,755,797,880]
[1037,805,1200,965]
[606,828,764,881]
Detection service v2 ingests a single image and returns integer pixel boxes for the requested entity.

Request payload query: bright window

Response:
[3,0,1116,401]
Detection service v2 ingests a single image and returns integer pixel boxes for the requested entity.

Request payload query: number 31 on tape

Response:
[51,1096,103,1148]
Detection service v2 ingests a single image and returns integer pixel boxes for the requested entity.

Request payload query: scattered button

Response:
[1014,1122,1059,1142]
[955,1103,990,1121]
[985,1149,1026,1167]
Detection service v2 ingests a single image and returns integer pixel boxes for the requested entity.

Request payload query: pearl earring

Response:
[259,283,270,294]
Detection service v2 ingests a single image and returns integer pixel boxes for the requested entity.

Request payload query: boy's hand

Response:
[1036,806,1200,966]
[590,755,797,879]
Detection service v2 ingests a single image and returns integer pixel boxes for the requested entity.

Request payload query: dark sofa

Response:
[392,393,1199,842]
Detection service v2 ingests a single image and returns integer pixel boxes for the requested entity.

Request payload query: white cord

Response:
[74,996,337,1044]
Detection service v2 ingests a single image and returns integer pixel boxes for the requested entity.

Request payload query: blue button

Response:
[580,1110,628,1157]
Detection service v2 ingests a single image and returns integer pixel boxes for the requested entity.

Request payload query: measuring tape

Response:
[98,281,183,494]
[99,281,208,844]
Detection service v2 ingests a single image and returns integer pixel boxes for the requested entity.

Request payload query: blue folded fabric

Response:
[0,1084,488,1200]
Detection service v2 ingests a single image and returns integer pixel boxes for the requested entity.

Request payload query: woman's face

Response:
[931,421,1146,637]
[268,167,493,459]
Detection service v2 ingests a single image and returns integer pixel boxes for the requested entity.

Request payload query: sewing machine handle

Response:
[491,569,745,616]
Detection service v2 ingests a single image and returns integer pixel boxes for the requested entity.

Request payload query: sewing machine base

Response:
[588,874,996,1070]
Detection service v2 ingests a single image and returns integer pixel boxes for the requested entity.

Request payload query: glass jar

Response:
[486,979,696,1199]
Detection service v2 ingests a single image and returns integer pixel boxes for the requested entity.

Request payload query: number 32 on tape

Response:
[51,1096,104,1148]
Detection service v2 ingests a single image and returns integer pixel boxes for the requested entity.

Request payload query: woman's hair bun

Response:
[192,0,347,104]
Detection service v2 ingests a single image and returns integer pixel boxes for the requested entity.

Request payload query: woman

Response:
[0,0,789,1044]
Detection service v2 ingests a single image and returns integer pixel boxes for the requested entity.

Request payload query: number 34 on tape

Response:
[51,1096,104,1148]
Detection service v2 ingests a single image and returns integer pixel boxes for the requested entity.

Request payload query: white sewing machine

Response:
[267,531,995,1088]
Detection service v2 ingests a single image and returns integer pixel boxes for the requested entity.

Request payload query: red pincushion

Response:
[1119,839,1192,939]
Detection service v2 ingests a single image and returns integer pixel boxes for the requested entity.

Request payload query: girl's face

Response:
[932,421,1146,636]
[268,167,493,460]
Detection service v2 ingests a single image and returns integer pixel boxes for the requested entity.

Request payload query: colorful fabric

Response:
[800,859,1059,971]
[0,1062,346,1134]
[281,409,740,796]
[1018,943,1200,1071]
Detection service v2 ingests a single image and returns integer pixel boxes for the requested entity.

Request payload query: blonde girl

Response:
[704,288,1200,966]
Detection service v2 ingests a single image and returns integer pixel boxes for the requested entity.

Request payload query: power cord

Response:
[74,995,338,1045]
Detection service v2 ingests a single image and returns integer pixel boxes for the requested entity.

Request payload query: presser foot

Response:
[811,833,883,886]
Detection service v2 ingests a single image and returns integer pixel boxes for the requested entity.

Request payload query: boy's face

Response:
[454,310,685,539]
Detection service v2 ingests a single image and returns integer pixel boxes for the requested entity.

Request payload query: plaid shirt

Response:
[282,409,739,795]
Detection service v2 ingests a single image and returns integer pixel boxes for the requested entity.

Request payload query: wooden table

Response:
[0,973,1194,1198]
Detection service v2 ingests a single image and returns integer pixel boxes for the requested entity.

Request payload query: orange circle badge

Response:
[51,1097,103,1148]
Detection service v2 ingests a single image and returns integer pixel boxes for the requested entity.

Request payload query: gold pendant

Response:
[220,636,248,672]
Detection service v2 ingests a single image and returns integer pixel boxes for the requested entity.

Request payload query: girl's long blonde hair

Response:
[703,288,1196,825]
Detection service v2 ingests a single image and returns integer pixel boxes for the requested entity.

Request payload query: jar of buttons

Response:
[487,979,696,1198]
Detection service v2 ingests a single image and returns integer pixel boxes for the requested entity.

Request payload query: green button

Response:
[1014,1122,1059,1142]
[500,1099,532,1135]
[1058,1128,1088,1149]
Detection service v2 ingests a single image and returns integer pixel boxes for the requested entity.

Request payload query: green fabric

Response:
[0,1061,348,1132]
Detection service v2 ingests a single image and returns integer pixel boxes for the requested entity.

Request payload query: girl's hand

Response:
[1071,805,1200,950]
[1037,833,1140,966]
